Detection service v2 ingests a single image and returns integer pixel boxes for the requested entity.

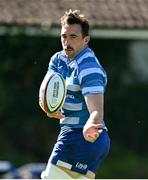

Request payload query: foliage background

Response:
[0,34,148,178]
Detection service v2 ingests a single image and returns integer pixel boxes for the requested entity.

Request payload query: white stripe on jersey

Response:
[77,52,94,64]
[63,102,83,111]
[78,67,106,84]
[67,84,81,91]
[60,117,80,125]
[82,86,104,95]
[60,55,67,63]
[66,76,74,84]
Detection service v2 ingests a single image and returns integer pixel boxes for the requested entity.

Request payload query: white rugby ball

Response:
[39,72,66,113]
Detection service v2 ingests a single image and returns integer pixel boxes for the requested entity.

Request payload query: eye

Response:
[70,34,77,39]
[61,34,67,39]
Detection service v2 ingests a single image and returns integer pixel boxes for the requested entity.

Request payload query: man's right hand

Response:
[47,110,65,119]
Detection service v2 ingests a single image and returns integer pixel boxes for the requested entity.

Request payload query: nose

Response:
[66,40,70,47]
[63,37,71,47]
[64,39,68,46]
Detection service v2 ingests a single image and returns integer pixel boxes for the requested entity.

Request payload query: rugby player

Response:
[40,9,110,179]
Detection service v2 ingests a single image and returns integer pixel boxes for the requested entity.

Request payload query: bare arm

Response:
[83,94,104,142]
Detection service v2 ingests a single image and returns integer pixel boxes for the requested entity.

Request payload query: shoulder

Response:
[50,50,67,64]
[48,50,68,72]
[77,48,104,72]
[50,50,64,60]
[77,48,96,65]
[77,48,107,85]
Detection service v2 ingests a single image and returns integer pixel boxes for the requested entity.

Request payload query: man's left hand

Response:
[83,123,103,143]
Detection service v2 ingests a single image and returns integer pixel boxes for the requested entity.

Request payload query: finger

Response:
[47,111,65,119]
[87,133,98,139]
[85,135,95,142]
[87,139,95,143]
[55,113,65,119]
[46,112,53,117]
[93,123,103,129]
[98,129,103,134]
[86,134,97,143]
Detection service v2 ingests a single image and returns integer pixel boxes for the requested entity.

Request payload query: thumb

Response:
[93,123,103,129]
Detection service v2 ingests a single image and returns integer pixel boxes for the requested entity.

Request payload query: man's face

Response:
[61,24,89,58]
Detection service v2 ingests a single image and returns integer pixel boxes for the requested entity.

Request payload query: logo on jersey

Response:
[66,94,75,99]
[75,162,87,170]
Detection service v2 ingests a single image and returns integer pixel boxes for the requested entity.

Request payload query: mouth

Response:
[65,49,73,52]
[65,46,73,52]
[64,46,74,57]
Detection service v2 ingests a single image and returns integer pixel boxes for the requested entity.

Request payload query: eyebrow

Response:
[61,33,78,37]
[70,34,77,37]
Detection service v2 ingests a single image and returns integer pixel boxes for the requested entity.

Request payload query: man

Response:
[40,9,110,179]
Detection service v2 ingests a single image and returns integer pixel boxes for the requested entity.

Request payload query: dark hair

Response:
[61,9,89,37]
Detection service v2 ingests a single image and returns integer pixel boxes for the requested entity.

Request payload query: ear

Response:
[84,36,90,45]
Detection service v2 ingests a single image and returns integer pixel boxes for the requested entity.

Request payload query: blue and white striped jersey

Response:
[48,47,107,128]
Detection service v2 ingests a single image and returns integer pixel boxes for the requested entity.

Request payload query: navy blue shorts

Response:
[49,126,110,175]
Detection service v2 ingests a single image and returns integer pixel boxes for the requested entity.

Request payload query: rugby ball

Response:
[39,72,66,114]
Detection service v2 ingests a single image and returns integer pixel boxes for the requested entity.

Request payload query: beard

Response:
[64,46,75,58]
